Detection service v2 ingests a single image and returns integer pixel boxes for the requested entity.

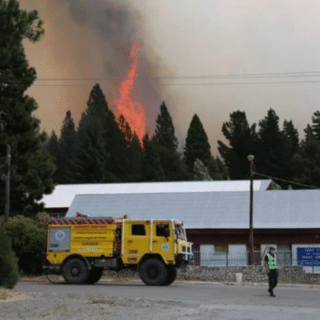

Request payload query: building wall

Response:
[186,228,320,272]
[186,228,320,245]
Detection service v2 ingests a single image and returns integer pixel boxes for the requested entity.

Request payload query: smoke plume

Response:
[20,0,172,134]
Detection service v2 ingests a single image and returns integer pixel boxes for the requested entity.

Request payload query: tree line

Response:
[219,109,320,189]
[45,89,320,192]
[43,83,229,186]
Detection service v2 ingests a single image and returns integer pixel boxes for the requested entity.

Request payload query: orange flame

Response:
[114,44,146,144]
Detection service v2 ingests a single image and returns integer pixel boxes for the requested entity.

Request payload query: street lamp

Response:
[247,155,254,265]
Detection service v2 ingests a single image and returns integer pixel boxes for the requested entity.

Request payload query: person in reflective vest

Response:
[264,247,278,297]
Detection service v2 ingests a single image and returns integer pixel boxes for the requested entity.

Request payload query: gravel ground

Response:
[0,290,215,320]
[2,279,320,320]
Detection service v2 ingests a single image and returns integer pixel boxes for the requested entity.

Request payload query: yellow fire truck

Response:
[44,215,192,286]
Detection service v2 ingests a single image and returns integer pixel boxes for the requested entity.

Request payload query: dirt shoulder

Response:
[1,289,203,320]
[0,288,30,303]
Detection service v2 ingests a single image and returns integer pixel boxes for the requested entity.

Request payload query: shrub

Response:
[3,213,48,275]
[0,226,19,288]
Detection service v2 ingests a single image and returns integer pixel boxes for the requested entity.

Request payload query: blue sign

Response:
[297,247,320,267]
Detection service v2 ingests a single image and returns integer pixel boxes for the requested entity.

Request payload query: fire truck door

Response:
[152,222,174,262]
[123,221,149,264]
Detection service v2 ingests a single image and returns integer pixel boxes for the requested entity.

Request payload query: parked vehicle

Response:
[44,214,192,285]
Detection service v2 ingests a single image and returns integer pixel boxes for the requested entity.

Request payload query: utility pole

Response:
[5,144,11,221]
[247,155,254,265]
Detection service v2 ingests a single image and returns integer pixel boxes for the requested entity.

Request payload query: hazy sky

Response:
[19,0,320,154]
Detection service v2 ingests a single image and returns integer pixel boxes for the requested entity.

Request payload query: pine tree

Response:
[184,114,211,172]
[153,102,187,181]
[154,102,178,150]
[103,109,130,181]
[118,115,133,143]
[283,120,299,157]
[73,84,131,183]
[125,134,143,182]
[87,84,110,118]
[282,120,300,181]
[44,130,60,183]
[256,109,286,181]
[0,0,54,216]
[218,111,257,179]
[311,111,320,140]
[58,111,78,184]
[142,132,149,150]
[141,140,165,181]
[292,124,320,187]
[73,84,116,183]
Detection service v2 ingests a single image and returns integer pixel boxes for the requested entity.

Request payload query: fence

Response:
[191,250,318,271]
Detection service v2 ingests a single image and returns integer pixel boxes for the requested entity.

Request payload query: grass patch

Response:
[0,288,10,300]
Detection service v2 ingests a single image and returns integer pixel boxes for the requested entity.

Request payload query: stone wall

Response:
[103,266,320,285]
[177,265,320,284]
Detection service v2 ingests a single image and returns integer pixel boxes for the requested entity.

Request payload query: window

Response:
[50,213,65,219]
[200,244,215,267]
[131,224,146,236]
[174,224,186,240]
[156,224,170,237]
[215,244,228,253]
[277,244,292,266]
[228,245,247,266]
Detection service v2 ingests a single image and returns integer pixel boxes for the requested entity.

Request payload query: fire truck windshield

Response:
[174,224,186,240]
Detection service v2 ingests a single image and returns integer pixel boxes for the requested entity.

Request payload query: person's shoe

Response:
[270,292,276,297]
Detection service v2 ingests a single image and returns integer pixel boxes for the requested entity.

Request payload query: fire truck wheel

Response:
[139,259,168,286]
[62,258,89,284]
[164,267,177,286]
[85,268,103,284]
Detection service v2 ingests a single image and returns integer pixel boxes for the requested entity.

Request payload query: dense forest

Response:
[42,84,228,185]
[43,81,320,192]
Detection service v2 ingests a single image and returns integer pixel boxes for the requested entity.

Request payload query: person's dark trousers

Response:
[268,269,278,295]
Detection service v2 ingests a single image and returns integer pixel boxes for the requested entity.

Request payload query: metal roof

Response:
[66,190,320,229]
[41,180,272,208]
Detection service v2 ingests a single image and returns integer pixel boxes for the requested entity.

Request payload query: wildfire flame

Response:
[114,44,146,144]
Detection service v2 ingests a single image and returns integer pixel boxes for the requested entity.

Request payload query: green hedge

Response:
[1,213,49,275]
[0,226,19,288]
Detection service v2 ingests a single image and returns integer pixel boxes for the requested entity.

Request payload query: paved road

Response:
[15,280,320,320]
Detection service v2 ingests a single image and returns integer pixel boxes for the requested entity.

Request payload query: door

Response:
[122,221,150,264]
[152,221,174,263]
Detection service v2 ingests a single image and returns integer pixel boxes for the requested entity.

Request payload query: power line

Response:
[31,71,320,81]
[28,80,320,87]
[4,71,320,83]
[254,172,319,189]
[3,71,320,87]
